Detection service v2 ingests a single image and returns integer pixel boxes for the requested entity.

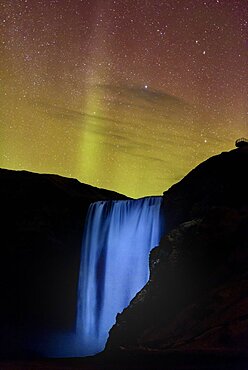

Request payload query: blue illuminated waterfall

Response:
[76,196,165,356]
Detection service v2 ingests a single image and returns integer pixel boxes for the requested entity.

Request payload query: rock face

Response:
[106,147,248,360]
[163,147,248,232]
[0,168,127,356]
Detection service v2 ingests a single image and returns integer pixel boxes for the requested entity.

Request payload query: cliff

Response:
[0,168,127,356]
[105,146,248,368]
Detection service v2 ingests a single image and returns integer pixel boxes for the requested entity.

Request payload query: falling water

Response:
[76,196,165,356]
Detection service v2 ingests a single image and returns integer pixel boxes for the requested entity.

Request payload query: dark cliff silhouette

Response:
[0,169,128,357]
[105,145,248,369]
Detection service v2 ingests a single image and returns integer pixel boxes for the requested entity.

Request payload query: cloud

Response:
[29,99,84,121]
[97,83,189,111]
[28,86,197,161]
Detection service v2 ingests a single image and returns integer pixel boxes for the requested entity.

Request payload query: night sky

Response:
[1,0,247,197]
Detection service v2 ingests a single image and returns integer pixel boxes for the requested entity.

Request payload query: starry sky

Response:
[0,0,247,197]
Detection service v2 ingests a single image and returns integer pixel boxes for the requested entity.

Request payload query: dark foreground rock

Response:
[1,349,248,369]
[105,146,248,367]
[0,169,127,356]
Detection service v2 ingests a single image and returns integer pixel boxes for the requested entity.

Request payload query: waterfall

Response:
[76,196,165,356]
